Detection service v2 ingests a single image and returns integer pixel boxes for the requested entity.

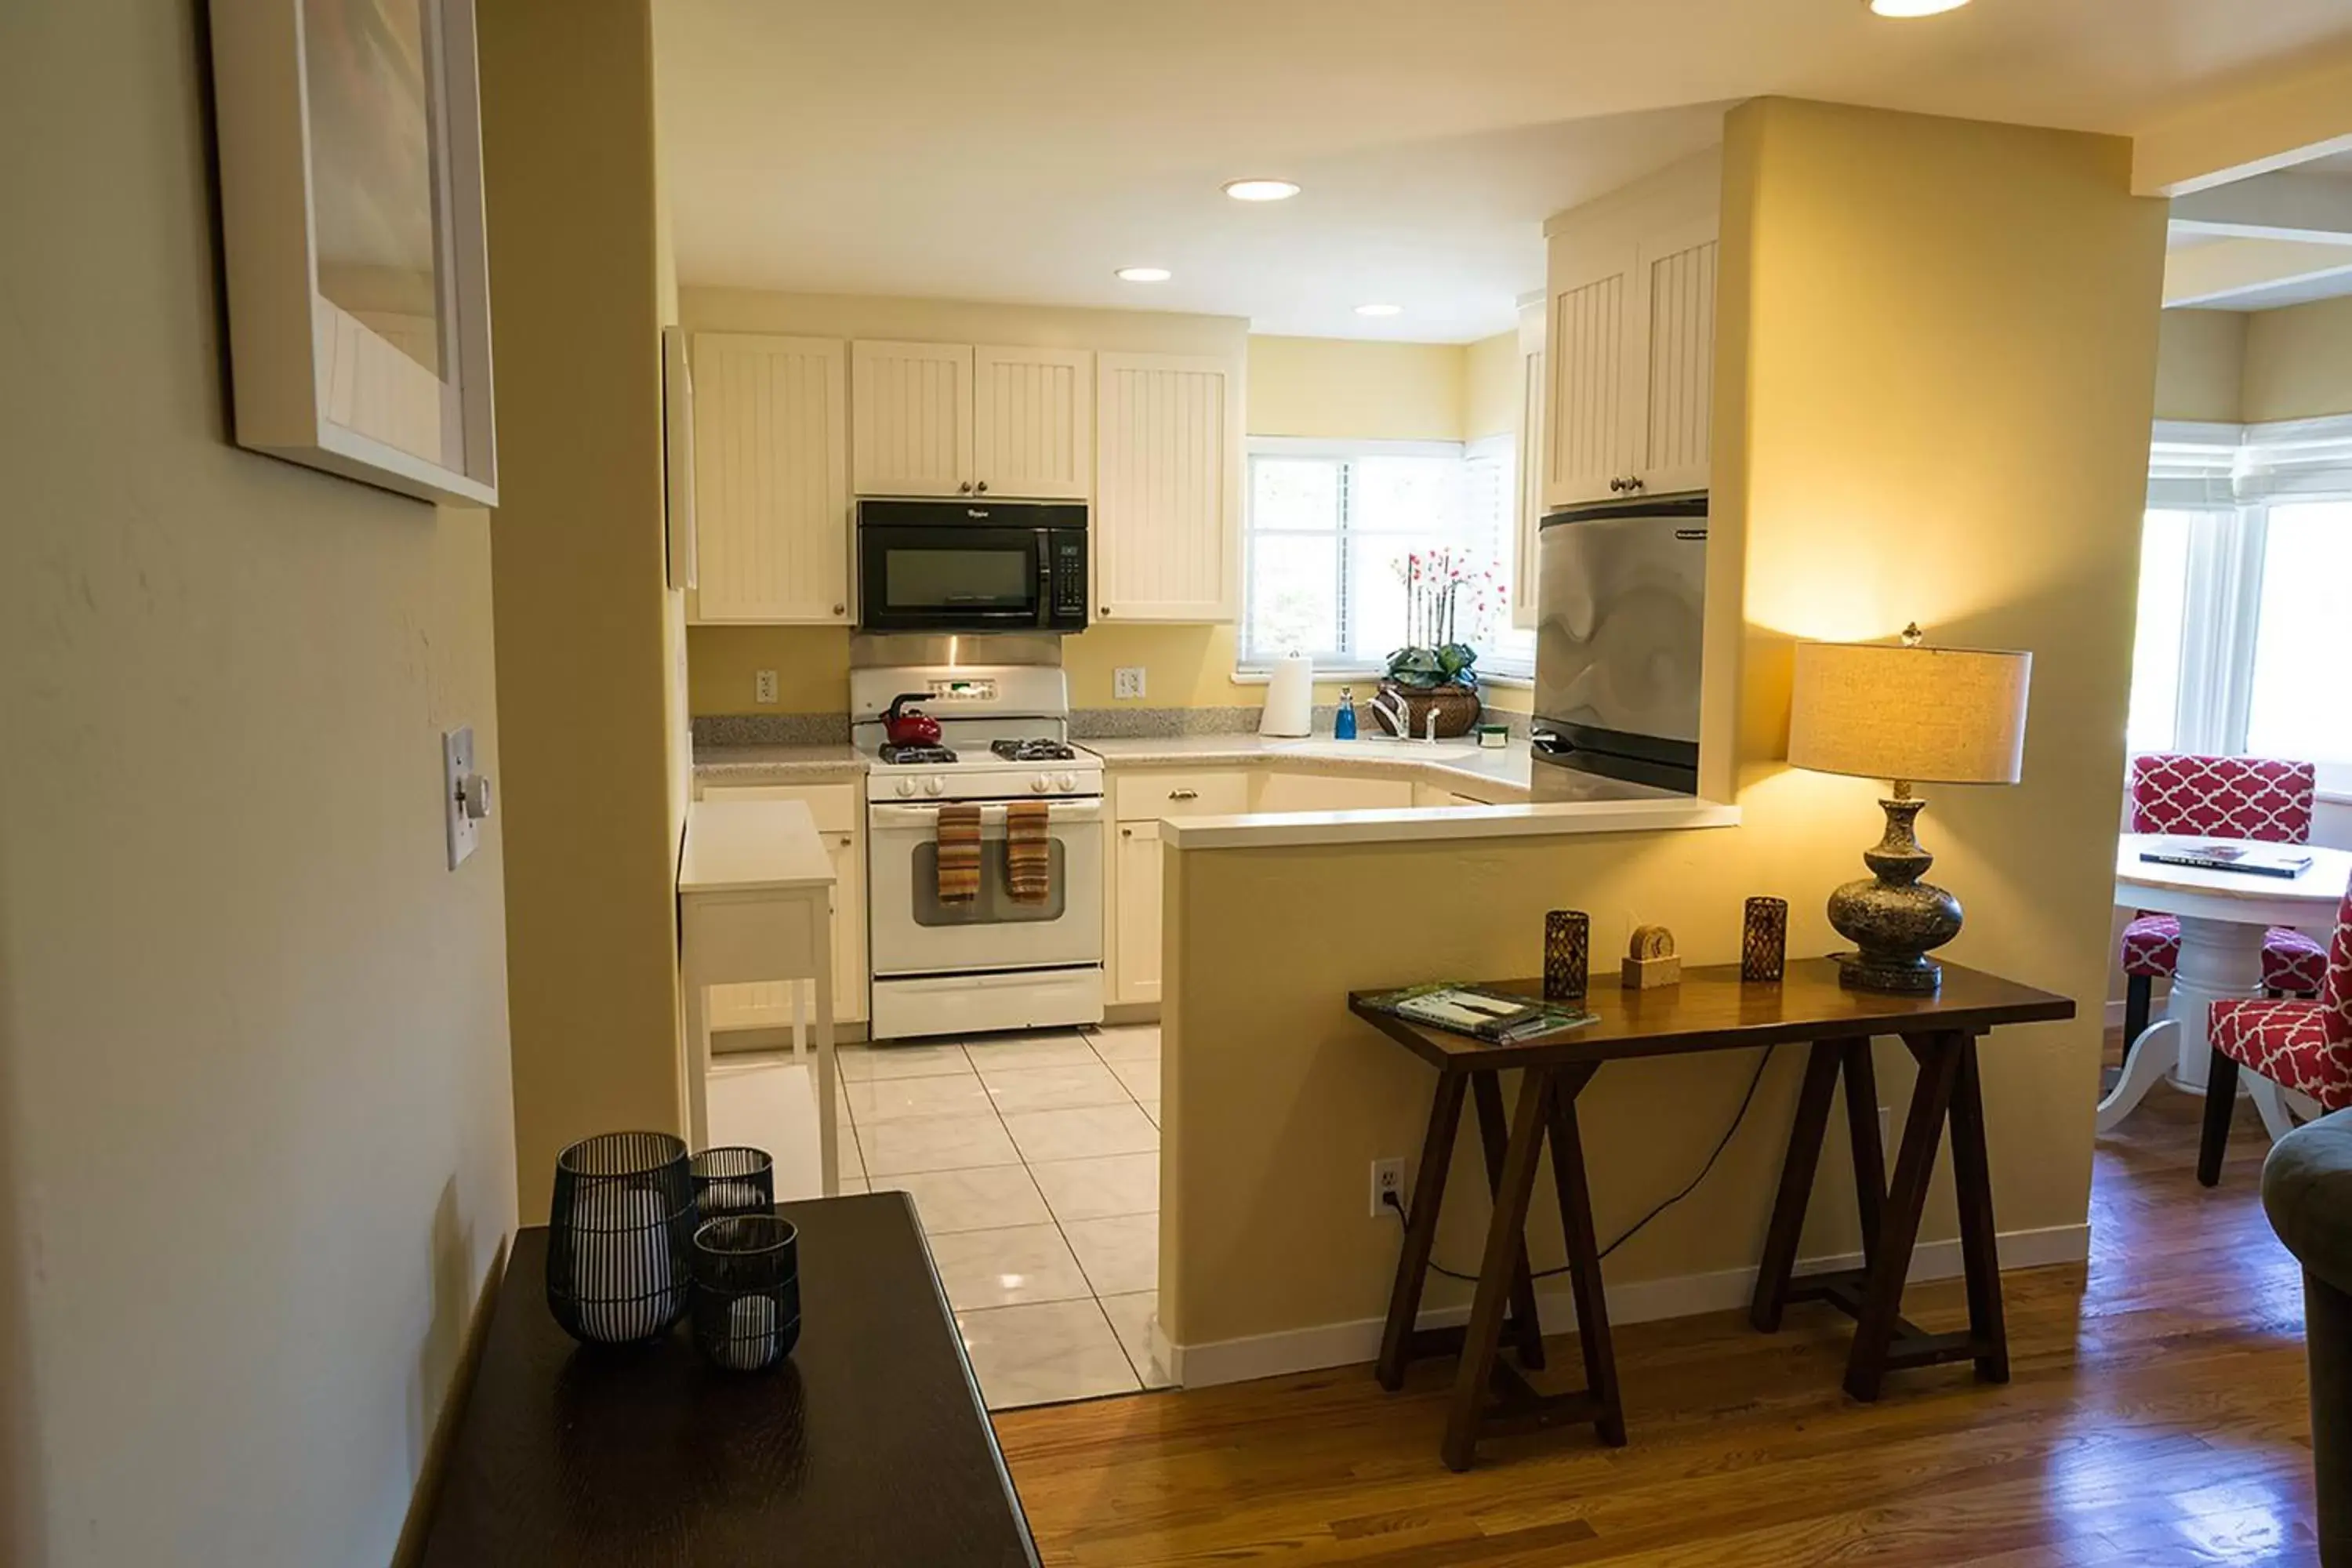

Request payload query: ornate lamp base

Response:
[1827,786,1962,994]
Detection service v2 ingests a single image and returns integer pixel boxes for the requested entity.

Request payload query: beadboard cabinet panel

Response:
[1544,246,1633,510]
[1636,225,1719,499]
[1095,353,1238,623]
[1113,818,1163,1005]
[852,339,974,497]
[973,346,1092,499]
[690,333,851,624]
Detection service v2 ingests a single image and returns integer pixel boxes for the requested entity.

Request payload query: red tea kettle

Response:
[882,693,942,747]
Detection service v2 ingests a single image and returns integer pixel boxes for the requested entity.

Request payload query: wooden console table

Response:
[418,1194,1040,1566]
[1349,958,2073,1471]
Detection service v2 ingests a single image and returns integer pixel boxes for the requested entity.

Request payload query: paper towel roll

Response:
[1260,652,1313,738]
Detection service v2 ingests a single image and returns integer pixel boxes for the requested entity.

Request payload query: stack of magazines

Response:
[1359,982,1599,1044]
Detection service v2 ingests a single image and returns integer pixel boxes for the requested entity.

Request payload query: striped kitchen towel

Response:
[1005,800,1052,904]
[935,803,982,904]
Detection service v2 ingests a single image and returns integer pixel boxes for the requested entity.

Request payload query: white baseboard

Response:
[1165,1221,2089,1391]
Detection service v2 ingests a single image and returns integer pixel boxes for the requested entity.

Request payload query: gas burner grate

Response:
[879,744,958,765]
[989,739,1077,762]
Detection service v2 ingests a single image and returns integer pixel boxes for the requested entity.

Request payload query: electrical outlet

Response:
[1113,666,1146,700]
[754,669,779,704]
[1370,1157,1406,1219]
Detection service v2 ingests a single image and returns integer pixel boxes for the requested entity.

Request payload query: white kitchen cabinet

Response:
[1512,301,1548,630]
[1543,168,1719,510]
[852,339,975,497]
[689,333,852,624]
[973,345,1092,499]
[698,782,867,1028]
[853,340,1092,499]
[1094,352,1240,622]
[1113,818,1163,1005]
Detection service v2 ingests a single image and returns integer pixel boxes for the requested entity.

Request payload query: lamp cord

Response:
[1385,1045,1777,1283]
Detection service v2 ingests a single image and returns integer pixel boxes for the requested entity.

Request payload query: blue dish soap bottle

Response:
[1334,685,1358,740]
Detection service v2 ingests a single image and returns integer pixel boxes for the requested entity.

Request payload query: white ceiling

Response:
[656,0,2352,343]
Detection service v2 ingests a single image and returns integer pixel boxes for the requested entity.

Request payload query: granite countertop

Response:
[692,744,867,786]
[1080,732,1535,801]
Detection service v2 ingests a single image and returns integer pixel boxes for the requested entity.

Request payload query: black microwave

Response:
[856,499,1089,634]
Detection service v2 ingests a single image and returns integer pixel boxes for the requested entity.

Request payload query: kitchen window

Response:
[1240,437,1533,679]
[2126,417,2352,794]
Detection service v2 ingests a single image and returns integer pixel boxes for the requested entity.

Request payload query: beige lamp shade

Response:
[1787,638,2032,786]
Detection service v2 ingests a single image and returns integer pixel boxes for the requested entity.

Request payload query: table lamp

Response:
[1787,623,2032,993]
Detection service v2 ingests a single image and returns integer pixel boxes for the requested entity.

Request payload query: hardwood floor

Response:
[994,1072,2321,1566]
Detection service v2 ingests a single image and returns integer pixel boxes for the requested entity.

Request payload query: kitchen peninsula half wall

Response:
[1152,99,2162,1385]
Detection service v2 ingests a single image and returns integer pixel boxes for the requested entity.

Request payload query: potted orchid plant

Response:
[1377,549,1494,739]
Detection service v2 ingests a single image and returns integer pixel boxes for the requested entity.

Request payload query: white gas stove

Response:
[849,665,1105,1040]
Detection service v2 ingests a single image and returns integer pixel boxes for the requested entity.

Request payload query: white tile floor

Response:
[830,1022,1172,1410]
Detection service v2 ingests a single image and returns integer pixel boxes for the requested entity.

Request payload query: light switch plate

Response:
[1114,666,1146,700]
[755,669,779,704]
[443,727,481,870]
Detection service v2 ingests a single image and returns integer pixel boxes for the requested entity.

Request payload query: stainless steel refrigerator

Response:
[1531,492,1708,797]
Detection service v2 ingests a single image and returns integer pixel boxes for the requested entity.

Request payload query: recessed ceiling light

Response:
[1115,266,1172,283]
[1354,303,1402,318]
[1867,0,1969,15]
[1223,178,1301,202]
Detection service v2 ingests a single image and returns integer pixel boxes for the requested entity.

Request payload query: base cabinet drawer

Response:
[1253,772,1414,813]
[1112,769,1250,821]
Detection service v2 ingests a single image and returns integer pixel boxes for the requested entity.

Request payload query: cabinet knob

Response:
[958,481,973,493]
[1121,827,1133,837]
[1625,476,1645,493]
[1098,606,1110,617]
[975,481,989,494]
[832,603,846,616]
[1168,788,1198,800]
[1608,476,1625,493]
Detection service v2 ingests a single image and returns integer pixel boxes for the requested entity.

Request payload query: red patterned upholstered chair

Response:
[2120,754,2328,1045]
[2201,887,2352,1185]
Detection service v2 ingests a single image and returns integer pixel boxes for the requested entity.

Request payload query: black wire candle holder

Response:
[692,1214,802,1374]
[546,1131,695,1347]
[691,1146,775,1221]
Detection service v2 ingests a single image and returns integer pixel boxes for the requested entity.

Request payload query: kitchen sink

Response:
[1264,738,1484,762]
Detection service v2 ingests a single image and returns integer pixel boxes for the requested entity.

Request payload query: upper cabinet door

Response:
[1095,353,1238,623]
[973,346,1092,499]
[851,340,975,496]
[1544,239,1636,511]
[1632,220,1719,499]
[689,333,851,625]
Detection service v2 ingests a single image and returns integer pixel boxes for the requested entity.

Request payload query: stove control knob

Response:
[895,778,916,798]
[1056,771,1077,793]
[1030,774,1051,793]
[922,776,945,797]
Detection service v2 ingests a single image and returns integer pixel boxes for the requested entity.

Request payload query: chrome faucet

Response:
[1367,689,1409,739]
[1422,707,1441,744]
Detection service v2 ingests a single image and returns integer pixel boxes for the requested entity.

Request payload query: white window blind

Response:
[1241,436,1531,680]
[2129,413,2352,794]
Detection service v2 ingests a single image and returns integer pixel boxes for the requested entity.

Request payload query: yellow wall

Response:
[1160,98,2165,1351]
[1247,335,1468,440]
[1463,328,1523,439]
[0,2,516,1559]
[683,304,1530,720]
[2153,308,2246,423]
[481,0,687,1220]
[2243,294,2352,421]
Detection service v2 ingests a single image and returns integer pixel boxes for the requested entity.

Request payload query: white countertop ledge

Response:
[1160,797,1742,851]
[680,798,837,893]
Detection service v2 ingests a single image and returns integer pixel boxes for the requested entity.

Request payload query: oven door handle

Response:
[869,800,1105,829]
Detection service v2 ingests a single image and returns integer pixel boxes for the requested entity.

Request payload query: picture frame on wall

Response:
[209,0,498,507]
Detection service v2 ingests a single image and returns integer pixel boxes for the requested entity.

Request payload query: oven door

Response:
[868,800,1105,976]
[858,523,1048,633]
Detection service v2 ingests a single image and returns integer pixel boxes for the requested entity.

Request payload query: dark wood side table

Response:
[1349,958,2073,1471]
[418,1192,1041,1566]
